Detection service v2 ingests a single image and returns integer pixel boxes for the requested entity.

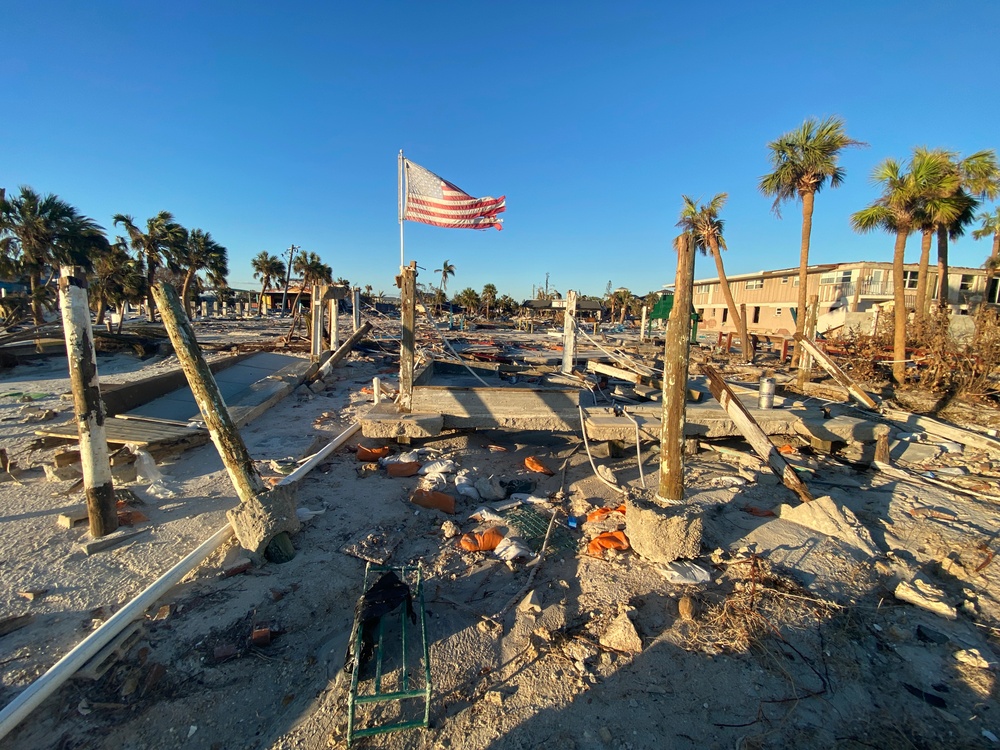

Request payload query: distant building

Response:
[680,261,997,336]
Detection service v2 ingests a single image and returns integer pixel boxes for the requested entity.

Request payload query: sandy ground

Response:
[1,318,999,750]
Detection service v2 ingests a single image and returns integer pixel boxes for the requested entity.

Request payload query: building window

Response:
[694,284,711,295]
[775,308,782,316]
[781,276,789,284]
[745,279,763,290]
[903,271,919,289]
[792,277,800,286]
[820,271,852,285]
[960,274,975,291]
[722,308,728,323]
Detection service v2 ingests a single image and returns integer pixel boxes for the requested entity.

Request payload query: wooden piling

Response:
[739,303,750,363]
[797,294,819,389]
[561,290,577,375]
[352,287,362,332]
[58,267,118,538]
[657,234,696,504]
[398,262,417,412]
[310,284,323,361]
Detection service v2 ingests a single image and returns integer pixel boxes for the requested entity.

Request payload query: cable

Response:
[577,403,628,495]
[622,407,646,489]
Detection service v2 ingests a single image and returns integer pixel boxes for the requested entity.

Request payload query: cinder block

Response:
[626,496,702,564]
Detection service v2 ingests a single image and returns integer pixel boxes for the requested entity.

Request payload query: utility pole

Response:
[280,244,299,317]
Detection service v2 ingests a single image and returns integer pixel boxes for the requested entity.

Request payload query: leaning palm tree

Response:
[973,207,1000,307]
[434,259,455,312]
[91,238,145,331]
[0,187,107,325]
[676,194,743,344]
[289,251,333,313]
[113,211,187,321]
[177,229,229,318]
[251,251,285,316]
[850,151,959,384]
[759,117,865,358]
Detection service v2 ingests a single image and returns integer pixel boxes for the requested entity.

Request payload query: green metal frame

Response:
[346,563,431,746]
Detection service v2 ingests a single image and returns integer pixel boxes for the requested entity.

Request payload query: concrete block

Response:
[625,496,702,563]
[226,484,300,561]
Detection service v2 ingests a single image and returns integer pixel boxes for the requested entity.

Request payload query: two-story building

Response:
[684,262,997,336]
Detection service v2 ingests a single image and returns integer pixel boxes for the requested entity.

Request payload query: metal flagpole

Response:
[398,150,405,269]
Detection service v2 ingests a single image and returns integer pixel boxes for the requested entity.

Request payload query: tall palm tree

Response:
[0,187,107,325]
[850,150,959,384]
[973,207,1000,306]
[177,229,229,318]
[251,251,285,317]
[759,117,865,356]
[289,251,333,314]
[455,287,480,313]
[926,149,999,308]
[676,194,742,337]
[481,283,497,320]
[113,211,187,321]
[434,259,455,312]
[91,238,145,331]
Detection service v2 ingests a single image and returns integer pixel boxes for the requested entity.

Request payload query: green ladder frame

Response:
[346,563,431,746]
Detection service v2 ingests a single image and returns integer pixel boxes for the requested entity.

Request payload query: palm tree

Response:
[434,259,455,312]
[91,238,145,331]
[676,194,742,338]
[481,283,497,320]
[455,287,480,313]
[177,229,229,318]
[973,207,1000,307]
[0,187,107,325]
[850,150,959,384]
[113,211,187,321]
[251,251,285,317]
[289,251,333,313]
[496,294,517,317]
[759,117,865,356]
[926,149,999,308]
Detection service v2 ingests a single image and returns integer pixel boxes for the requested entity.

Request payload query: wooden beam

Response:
[313,321,373,383]
[561,290,577,375]
[702,364,813,503]
[794,333,878,410]
[587,360,642,384]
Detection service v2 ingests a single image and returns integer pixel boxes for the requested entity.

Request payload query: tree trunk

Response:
[180,269,196,319]
[29,269,44,326]
[892,227,910,385]
[936,224,949,310]
[259,281,268,316]
[982,231,1000,313]
[915,228,932,335]
[145,259,157,323]
[710,238,742,334]
[792,190,815,367]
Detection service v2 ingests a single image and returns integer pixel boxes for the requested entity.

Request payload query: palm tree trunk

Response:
[29,270,44,326]
[983,231,1000,310]
[915,228,932,334]
[710,238,742,334]
[792,190,814,367]
[180,269,197,319]
[892,228,910,385]
[259,280,268,316]
[936,225,949,310]
[146,260,157,323]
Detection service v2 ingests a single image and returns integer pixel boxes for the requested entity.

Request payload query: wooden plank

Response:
[703,364,813,503]
[58,506,90,529]
[794,333,877,410]
[80,527,150,555]
[587,360,642,384]
[882,407,1000,455]
[36,417,208,448]
[0,614,35,638]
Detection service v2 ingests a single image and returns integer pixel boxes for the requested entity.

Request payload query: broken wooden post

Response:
[657,233,696,504]
[310,285,324,361]
[58,266,118,538]
[329,298,340,351]
[874,432,891,465]
[151,282,299,560]
[797,294,819,389]
[640,304,648,343]
[739,303,751,363]
[561,290,577,375]
[793,333,878,409]
[352,287,362,332]
[703,364,813,503]
[725,331,734,353]
[314,320,372,383]
[397,262,417,412]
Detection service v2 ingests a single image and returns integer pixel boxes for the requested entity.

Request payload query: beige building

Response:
[686,261,997,336]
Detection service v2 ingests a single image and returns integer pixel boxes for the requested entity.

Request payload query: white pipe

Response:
[0,524,234,742]
[277,422,360,487]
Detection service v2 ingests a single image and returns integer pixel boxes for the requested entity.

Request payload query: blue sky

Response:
[3,1,998,302]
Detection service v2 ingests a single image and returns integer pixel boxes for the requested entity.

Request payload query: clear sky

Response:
[3,1,998,302]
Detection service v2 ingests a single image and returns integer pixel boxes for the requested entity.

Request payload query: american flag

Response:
[403,159,505,231]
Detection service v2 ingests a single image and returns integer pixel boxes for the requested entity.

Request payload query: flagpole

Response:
[398,150,405,269]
